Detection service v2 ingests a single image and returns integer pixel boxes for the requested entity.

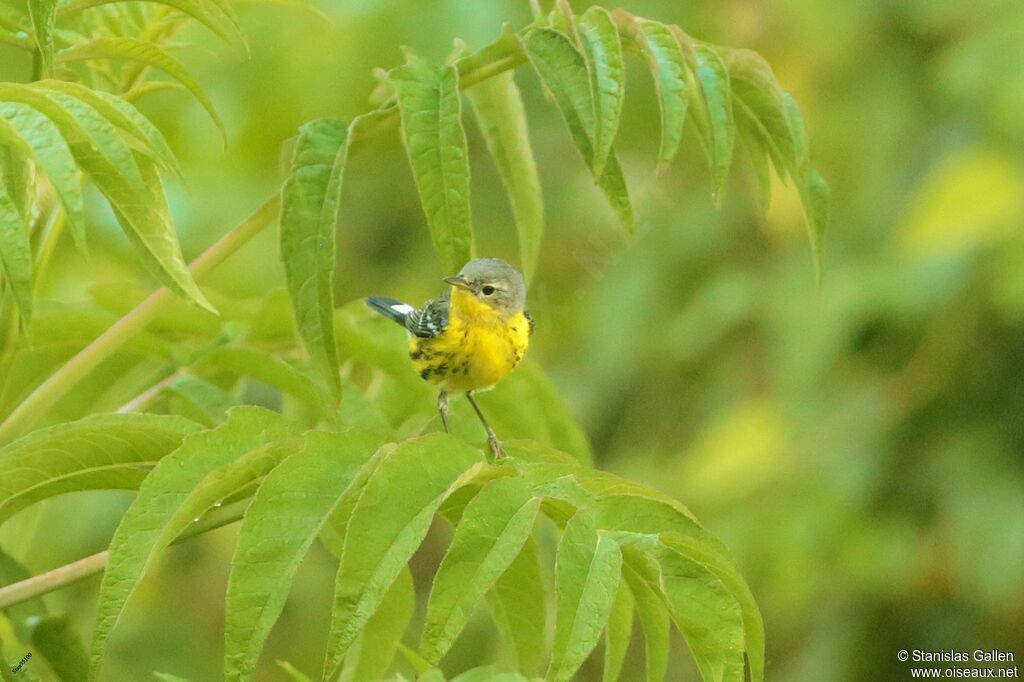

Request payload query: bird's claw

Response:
[488,435,507,459]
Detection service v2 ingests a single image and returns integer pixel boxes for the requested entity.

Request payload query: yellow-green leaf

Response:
[636,19,689,170]
[279,119,346,405]
[465,69,544,282]
[390,51,474,273]
[577,6,625,176]
[55,37,226,143]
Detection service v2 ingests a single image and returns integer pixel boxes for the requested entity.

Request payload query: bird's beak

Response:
[443,275,471,290]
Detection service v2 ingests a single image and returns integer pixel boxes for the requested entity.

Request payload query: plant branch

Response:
[0,500,248,609]
[0,195,281,445]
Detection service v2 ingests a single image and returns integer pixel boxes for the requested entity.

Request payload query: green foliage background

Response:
[1,0,1022,680]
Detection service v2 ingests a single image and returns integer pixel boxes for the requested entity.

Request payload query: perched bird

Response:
[366,258,533,458]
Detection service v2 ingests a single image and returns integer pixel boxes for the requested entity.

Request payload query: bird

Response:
[366,258,534,458]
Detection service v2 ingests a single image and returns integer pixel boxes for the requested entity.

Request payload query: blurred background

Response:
[2,0,1023,679]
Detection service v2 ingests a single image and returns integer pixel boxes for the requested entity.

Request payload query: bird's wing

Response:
[406,296,449,338]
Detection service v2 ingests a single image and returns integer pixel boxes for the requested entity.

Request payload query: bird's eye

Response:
[481,285,496,296]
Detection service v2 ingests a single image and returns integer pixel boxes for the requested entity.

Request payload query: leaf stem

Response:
[0,501,248,609]
[0,195,281,445]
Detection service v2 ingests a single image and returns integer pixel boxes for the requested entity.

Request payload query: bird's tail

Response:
[366,296,414,327]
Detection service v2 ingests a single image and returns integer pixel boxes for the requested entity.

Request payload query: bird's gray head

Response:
[444,258,527,314]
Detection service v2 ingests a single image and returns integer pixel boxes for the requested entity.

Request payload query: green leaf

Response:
[593,494,764,682]
[602,580,634,682]
[782,93,829,277]
[33,80,183,178]
[0,185,32,326]
[635,20,689,170]
[27,0,57,78]
[722,49,794,179]
[693,45,735,202]
[654,539,746,682]
[620,548,670,682]
[577,6,625,176]
[279,119,346,405]
[799,168,829,281]
[0,413,200,526]
[340,567,415,682]
[323,434,484,679]
[54,37,227,143]
[0,84,212,310]
[59,0,246,50]
[165,374,235,426]
[390,50,474,273]
[486,537,547,675]
[0,101,86,245]
[223,429,380,682]
[193,345,333,421]
[451,668,532,682]
[548,510,623,682]
[465,69,544,282]
[522,28,632,232]
[421,476,541,663]
[28,614,89,682]
[47,91,144,189]
[88,408,294,681]
[0,139,33,222]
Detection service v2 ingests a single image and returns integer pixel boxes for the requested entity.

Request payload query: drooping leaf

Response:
[693,44,735,202]
[0,84,213,309]
[486,536,547,675]
[620,547,670,682]
[421,476,541,663]
[223,429,380,682]
[27,0,57,78]
[33,80,182,178]
[522,28,632,232]
[548,510,623,682]
[165,374,236,426]
[47,91,144,189]
[451,668,531,682]
[799,168,829,281]
[0,139,33,222]
[721,48,794,182]
[782,93,829,278]
[390,50,474,273]
[0,101,86,245]
[0,185,33,325]
[193,345,333,421]
[88,408,294,681]
[0,413,200,526]
[602,580,634,682]
[54,38,227,142]
[323,434,484,679]
[594,493,764,682]
[59,0,246,50]
[340,567,415,682]
[577,6,625,176]
[655,539,747,682]
[465,68,544,282]
[279,119,346,406]
[635,19,689,170]
[28,614,89,681]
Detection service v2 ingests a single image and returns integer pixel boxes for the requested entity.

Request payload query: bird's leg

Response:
[437,390,450,433]
[466,391,506,459]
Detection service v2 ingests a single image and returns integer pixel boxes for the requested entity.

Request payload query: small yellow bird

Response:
[366,258,533,458]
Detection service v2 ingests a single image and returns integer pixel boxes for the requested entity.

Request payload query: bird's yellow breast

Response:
[409,288,530,393]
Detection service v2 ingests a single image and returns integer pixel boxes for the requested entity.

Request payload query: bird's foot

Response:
[487,434,507,459]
